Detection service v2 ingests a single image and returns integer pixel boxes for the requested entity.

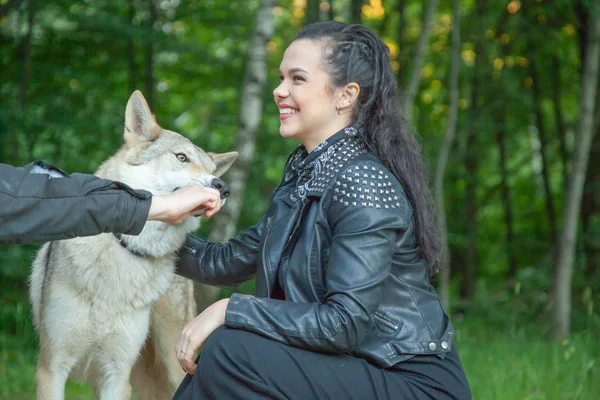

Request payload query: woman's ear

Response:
[337,82,360,111]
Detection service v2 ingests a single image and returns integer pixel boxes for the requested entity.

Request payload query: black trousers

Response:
[173,327,471,400]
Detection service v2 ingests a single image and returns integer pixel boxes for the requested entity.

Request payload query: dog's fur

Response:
[29,91,238,400]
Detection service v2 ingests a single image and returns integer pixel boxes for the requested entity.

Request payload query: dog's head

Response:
[109,91,238,202]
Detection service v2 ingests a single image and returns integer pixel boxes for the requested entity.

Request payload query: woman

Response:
[173,22,471,399]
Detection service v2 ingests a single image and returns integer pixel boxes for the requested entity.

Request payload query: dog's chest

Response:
[63,248,177,313]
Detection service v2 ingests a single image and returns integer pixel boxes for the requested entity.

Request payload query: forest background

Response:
[1,0,599,398]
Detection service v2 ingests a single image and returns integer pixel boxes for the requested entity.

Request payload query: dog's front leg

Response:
[35,338,79,400]
[94,310,151,400]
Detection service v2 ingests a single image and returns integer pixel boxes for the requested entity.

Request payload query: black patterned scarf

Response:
[283,125,364,200]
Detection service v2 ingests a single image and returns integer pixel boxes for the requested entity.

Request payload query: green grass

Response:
[1,283,598,399]
[457,320,598,399]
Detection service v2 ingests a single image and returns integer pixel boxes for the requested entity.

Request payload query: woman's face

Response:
[273,39,350,152]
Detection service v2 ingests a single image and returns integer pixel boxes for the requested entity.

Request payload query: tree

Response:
[127,0,136,94]
[551,1,600,340]
[402,0,439,118]
[195,0,276,311]
[351,0,364,24]
[305,0,320,25]
[434,0,460,311]
[461,0,486,300]
[524,3,558,255]
[145,0,156,110]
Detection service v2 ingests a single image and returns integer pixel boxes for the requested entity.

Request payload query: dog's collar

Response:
[113,233,155,259]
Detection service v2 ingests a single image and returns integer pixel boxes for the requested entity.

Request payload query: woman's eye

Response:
[293,76,305,82]
[278,75,284,83]
[175,153,188,162]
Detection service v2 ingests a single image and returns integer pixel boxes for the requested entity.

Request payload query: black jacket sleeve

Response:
[175,217,266,287]
[0,161,152,244]
[224,165,408,353]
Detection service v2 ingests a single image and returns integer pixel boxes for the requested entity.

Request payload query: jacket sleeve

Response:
[224,164,409,353]
[175,217,266,287]
[0,161,151,244]
[175,156,297,288]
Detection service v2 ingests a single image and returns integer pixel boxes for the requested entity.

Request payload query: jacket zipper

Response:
[374,313,399,330]
[182,243,196,255]
[262,216,272,296]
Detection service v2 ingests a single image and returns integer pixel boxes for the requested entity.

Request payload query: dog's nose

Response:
[210,178,230,199]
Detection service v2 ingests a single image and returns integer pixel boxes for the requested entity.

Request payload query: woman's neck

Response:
[302,119,352,153]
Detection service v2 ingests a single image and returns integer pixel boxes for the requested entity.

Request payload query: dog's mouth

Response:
[171,182,228,218]
[173,178,230,200]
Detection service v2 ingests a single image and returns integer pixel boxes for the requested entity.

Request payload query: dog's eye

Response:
[175,153,188,163]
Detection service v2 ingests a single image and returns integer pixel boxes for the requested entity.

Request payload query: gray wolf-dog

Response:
[29,91,238,400]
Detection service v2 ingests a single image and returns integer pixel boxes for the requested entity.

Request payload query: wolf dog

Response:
[29,91,238,400]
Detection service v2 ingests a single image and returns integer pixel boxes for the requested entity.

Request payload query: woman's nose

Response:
[273,82,288,99]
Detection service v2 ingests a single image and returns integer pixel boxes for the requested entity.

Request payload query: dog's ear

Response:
[208,151,239,177]
[124,91,161,146]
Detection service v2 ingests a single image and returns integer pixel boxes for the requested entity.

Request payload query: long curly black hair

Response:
[295,22,442,277]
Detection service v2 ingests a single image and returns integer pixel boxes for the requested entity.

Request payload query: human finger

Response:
[204,198,222,219]
[178,328,205,375]
[183,184,221,203]
[176,325,196,374]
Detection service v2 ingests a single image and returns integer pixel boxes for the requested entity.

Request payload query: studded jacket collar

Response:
[281,125,366,202]
[177,127,455,368]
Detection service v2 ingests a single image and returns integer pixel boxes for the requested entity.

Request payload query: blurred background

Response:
[1,0,598,398]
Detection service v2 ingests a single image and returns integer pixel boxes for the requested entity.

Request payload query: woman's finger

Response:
[176,325,193,371]
[180,331,205,375]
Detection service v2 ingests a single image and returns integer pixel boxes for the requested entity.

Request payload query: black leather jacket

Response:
[176,127,454,368]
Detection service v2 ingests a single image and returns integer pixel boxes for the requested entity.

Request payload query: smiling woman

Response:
[274,40,359,151]
[172,21,471,400]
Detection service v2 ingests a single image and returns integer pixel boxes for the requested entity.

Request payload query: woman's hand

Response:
[175,298,230,375]
[148,184,222,224]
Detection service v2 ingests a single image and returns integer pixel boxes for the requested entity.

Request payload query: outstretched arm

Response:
[0,161,221,244]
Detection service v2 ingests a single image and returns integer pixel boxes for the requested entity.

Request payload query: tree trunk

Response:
[581,91,600,293]
[551,55,568,189]
[19,0,33,111]
[494,11,517,285]
[578,0,599,289]
[0,0,23,18]
[145,0,156,110]
[402,0,439,119]
[351,0,363,24]
[527,45,558,253]
[461,0,485,300]
[375,1,390,39]
[19,0,35,160]
[434,0,460,312]
[195,0,275,312]
[305,0,320,25]
[551,2,599,341]
[128,0,136,94]
[395,0,406,87]
[496,123,518,284]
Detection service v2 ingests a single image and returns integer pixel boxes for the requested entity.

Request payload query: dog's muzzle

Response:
[210,178,230,199]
